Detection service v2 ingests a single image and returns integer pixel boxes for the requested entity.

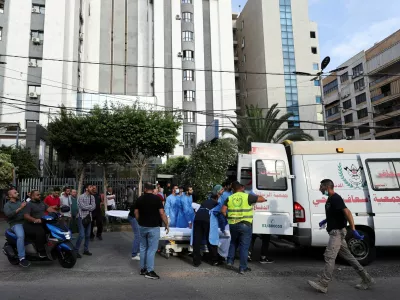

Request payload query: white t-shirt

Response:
[106,193,116,208]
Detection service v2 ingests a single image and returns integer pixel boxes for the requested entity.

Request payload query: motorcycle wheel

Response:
[57,242,77,269]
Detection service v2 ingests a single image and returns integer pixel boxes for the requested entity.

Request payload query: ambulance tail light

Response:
[294,202,305,223]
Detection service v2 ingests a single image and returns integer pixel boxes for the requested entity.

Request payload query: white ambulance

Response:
[237,140,400,265]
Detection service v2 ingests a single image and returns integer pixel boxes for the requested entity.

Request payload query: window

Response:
[311,47,317,54]
[343,99,352,109]
[0,27,2,41]
[316,96,321,104]
[182,12,192,22]
[184,90,195,102]
[182,31,194,42]
[352,63,364,77]
[354,78,365,91]
[356,93,366,105]
[359,124,370,135]
[241,37,245,48]
[366,160,400,190]
[344,114,353,124]
[181,0,192,3]
[314,80,320,86]
[184,132,196,148]
[241,20,244,29]
[240,168,252,191]
[313,63,319,71]
[256,159,288,191]
[326,105,339,117]
[345,128,354,138]
[183,70,194,81]
[31,30,44,43]
[318,130,324,137]
[0,0,4,13]
[32,4,45,14]
[183,50,194,61]
[184,111,195,123]
[357,108,368,119]
[310,31,316,38]
[323,79,338,95]
[243,54,246,63]
[340,72,349,83]
[28,58,42,67]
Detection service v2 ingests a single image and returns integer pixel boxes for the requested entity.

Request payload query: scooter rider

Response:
[3,189,29,267]
[23,190,57,258]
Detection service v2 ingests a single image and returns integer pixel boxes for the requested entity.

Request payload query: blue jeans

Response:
[75,217,91,252]
[139,226,160,272]
[11,224,25,259]
[128,216,140,257]
[227,222,252,271]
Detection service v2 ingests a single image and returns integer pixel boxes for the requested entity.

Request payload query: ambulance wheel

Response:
[346,229,376,266]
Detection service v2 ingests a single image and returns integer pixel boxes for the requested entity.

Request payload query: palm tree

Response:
[220,104,314,153]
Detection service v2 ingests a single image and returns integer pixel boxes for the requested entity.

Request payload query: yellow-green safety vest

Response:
[226,192,253,225]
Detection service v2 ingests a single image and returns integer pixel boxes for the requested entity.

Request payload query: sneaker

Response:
[355,274,376,290]
[83,251,92,256]
[260,257,274,264]
[131,255,140,261]
[140,268,147,275]
[19,258,31,268]
[193,262,201,267]
[226,262,234,270]
[76,252,82,259]
[308,280,328,294]
[145,271,160,280]
[97,236,103,241]
[239,267,252,275]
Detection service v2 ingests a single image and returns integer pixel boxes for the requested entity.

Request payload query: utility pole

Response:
[318,73,328,141]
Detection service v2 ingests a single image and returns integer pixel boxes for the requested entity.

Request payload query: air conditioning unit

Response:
[175,15,181,20]
[360,70,364,75]
[177,52,182,57]
[29,92,38,98]
[32,8,39,13]
[28,61,36,67]
[79,33,84,41]
[32,37,41,44]
[360,86,365,91]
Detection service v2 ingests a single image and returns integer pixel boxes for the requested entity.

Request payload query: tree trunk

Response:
[77,164,86,196]
[137,165,146,196]
[103,165,107,212]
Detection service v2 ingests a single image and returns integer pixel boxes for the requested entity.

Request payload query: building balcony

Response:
[373,104,400,122]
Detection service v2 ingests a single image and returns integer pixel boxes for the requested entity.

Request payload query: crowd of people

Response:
[3,178,375,292]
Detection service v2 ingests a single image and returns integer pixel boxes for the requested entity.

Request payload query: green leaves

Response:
[181,139,237,202]
[221,104,314,152]
[0,153,14,189]
[0,146,38,179]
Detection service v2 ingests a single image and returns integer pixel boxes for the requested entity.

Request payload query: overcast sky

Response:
[231,0,400,70]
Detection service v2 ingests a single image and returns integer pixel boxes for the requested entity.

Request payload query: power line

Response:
[2,53,400,78]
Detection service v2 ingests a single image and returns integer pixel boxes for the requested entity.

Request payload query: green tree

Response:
[0,153,14,189]
[157,156,189,184]
[0,146,38,178]
[221,104,314,153]
[182,139,237,202]
[48,107,103,194]
[111,105,181,195]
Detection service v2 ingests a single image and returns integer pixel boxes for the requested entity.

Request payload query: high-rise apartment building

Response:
[233,0,324,140]
[0,0,236,156]
[322,29,400,141]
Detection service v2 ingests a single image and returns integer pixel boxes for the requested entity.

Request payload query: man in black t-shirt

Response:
[134,182,169,280]
[308,179,375,294]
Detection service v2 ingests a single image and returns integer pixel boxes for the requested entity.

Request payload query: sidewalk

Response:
[0,220,8,236]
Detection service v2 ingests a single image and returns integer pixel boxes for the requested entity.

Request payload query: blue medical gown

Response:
[165,194,179,227]
[176,194,195,228]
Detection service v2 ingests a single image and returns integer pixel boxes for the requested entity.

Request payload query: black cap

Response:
[231,181,245,191]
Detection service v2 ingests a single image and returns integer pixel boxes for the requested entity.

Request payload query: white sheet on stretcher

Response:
[105,210,129,219]
[160,227,230,240]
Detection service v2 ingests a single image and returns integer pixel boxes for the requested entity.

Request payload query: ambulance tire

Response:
[346,229,376,266]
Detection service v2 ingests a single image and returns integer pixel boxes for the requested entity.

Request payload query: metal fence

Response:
[16,177,140,209]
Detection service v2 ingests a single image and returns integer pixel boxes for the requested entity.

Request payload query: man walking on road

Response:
[3,189,30,267]
[222,181,266,274]
[135,182,169,280]
[308,179,375,293]
[90,186,104,241]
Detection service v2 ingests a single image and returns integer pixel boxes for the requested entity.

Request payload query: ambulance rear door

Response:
[251,143,294,235]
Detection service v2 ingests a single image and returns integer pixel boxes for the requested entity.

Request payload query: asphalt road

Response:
[1,230,400,300]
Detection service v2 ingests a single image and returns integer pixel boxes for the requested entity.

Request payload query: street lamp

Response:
[294,56,347,141]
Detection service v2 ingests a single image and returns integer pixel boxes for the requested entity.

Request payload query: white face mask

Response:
[175,189,180,194]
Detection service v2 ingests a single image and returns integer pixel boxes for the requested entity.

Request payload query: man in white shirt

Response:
[106,186,116,223]
[60,186,72,227]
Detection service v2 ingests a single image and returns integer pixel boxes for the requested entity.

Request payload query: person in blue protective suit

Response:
[164,185,180,228]
[191,185,225,267]
[176,186,195,228]
[215,181,232,258]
